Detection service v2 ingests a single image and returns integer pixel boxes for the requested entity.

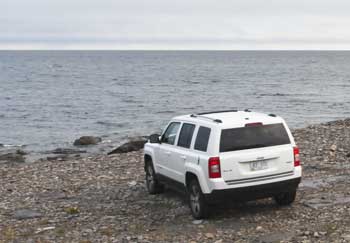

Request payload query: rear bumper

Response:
[204,177,301,203]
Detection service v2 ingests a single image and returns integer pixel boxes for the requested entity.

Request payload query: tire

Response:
[274,190,296,206]
[145,161,164,194]
[188,179,209,219]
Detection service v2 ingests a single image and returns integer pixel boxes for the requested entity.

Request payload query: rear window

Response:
[220,123,291,152]
[177,123,195,148]
[194,126,211,152]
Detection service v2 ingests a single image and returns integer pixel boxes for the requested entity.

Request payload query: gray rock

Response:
[47,155,69,161]
[192,219,203,225]
[14,209,42,220]
[73,136,102,146]
[50,148,87,154]
[0,150,25,163]
[108,137,148,154]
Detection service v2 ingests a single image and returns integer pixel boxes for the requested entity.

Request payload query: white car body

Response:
[144,110,302,209]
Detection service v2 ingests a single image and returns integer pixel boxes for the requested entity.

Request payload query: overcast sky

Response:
[1,0,350,50]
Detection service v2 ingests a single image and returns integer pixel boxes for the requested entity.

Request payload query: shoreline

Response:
[1,118,350,242]
[1,118,350,165]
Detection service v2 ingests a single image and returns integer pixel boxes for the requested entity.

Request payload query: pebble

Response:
[13,209,43,220]
[205,233,214,239]
[256,226,263,232]
[192,220,203,225]
[330,144,337,152]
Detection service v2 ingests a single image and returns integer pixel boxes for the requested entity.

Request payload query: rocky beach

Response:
[1,119,350,243]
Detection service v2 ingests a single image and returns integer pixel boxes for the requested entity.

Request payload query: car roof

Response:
[172,110,285,129]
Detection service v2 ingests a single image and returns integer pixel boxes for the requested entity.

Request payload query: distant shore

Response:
[1,118,350,242]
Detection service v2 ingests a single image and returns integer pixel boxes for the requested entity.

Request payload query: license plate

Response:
[250,160,268,171]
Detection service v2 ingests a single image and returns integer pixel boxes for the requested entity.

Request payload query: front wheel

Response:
[274,190,296,206]
[145,162,164,194]
[188,179,209,219]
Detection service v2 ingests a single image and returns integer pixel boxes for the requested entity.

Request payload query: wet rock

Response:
[16,149,27,155]
[50,148,87,154]
[108,137,147,154]
[0,150,25,163]
[13,209,42,220]
[73,136,102,146]
[47,155,69,161]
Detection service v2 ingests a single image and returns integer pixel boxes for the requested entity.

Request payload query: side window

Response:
[177,123,195,148]
[161,122,181,145]
[194,126,211,152]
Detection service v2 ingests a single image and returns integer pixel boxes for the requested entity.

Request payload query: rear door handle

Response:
[180,155,186,160]
[165,151,171,155]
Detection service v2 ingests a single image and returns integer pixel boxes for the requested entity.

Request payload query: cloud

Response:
[1,0,350,49]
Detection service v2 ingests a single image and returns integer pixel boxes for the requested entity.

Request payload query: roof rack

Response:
[190,114,222,123]
[197,109,238,115]
[268,113,277,117]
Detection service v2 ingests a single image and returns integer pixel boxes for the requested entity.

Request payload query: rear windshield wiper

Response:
[224,144,267,151]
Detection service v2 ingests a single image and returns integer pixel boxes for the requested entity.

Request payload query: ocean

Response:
[0,51,349,157]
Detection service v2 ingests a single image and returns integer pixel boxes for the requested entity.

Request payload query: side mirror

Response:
[149,134,161,144]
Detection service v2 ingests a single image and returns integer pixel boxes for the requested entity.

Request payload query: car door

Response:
[157,122,181,178]
[168,123,196,183]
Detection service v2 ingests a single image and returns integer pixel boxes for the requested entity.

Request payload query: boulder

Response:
[108,137,148,154]
[73,136,102,146]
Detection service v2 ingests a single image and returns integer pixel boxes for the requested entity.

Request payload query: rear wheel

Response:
[188,179,209,219]
[274,190,296,206]
[145,162,164,194]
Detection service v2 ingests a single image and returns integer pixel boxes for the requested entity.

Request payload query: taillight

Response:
[245,122,263,127]
[294,147,300,167]
[208,157,221,178]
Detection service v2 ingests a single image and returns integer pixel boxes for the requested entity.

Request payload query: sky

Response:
[1,0,350,50]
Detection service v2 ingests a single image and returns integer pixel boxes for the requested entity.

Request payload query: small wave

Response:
[156,110,176,114]
[1,144,26,148]
[259,93,289,97]
[52,64,63,68]
[122,99,141,104]
[185,80,200,84]
[96,121,125,128]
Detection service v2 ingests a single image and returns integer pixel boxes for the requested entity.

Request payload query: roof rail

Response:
[190,114,222,123]
[197,109,238,115]
[268,113,277,117]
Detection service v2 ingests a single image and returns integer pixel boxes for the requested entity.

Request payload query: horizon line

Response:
[2,49,350,51]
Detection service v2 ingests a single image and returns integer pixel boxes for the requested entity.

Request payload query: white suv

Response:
[144,110,302,219]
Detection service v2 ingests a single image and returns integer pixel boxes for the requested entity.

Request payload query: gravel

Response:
[1,119,350,242]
